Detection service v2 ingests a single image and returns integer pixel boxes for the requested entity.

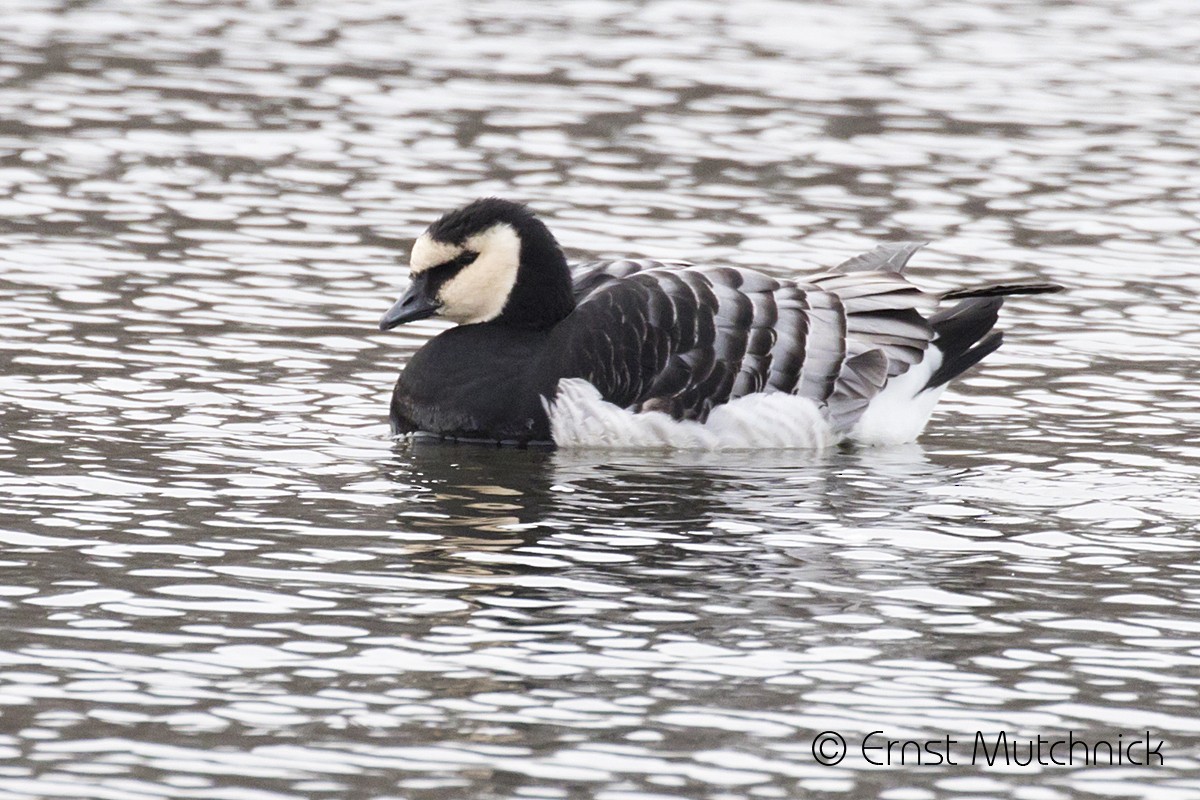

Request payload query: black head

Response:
[379,198,575,331]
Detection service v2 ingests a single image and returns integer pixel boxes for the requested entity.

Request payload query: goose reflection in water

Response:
[374,439,1026,658]
[383,437,963,537]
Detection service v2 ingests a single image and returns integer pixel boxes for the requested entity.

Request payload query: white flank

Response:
[850,348,945,446]
[547,378,836,450]
[550,347,953,450]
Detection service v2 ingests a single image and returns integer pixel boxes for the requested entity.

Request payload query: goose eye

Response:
[424,249,480,291]
[442,250,478,271]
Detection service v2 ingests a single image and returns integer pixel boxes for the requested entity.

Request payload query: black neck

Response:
[495,220,575,330]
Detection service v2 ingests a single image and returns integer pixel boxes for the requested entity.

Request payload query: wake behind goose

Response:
[378,198,1060,449]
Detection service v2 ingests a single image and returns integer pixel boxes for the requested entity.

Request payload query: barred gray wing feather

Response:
[792,289,845,402]
[808,271,936,377]
[835,241,928,273]
[570,258,693,302]
[829,349,889,431]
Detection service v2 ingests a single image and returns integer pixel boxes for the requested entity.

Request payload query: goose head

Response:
[379,198,575,331]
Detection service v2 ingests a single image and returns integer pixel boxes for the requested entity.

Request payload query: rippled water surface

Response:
[3,1,1200,797]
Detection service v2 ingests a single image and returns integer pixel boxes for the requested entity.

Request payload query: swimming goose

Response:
[379,198,1059,448]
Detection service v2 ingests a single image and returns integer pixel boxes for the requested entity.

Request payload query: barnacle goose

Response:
[379,198,1060,448]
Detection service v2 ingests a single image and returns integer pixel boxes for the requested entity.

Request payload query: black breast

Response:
[390,324,551,444]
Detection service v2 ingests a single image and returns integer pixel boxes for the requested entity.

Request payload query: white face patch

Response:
[409,233,462,275]
[433,223,522,325]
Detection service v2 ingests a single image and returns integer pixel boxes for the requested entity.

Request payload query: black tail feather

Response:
[941,282,1063,301]
[924,298,1005,390]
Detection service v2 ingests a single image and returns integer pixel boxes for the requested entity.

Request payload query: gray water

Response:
[2,1,1200,798]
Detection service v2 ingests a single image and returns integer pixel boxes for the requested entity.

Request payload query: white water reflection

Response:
[3,0,1200,797]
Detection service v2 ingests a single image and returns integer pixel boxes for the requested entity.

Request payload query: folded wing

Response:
[543,253,942,433]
